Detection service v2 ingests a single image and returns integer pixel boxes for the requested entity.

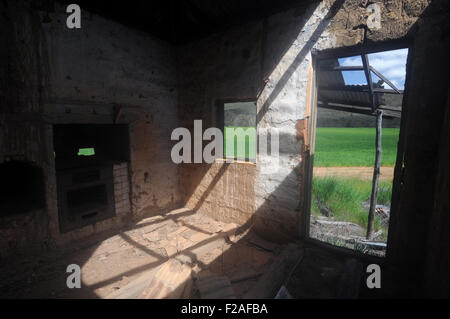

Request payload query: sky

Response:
[338,48,408,89]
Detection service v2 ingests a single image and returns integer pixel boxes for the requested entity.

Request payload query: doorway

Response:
[306,46,409,257]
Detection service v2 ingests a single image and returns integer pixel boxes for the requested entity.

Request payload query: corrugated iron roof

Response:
[317,58,403,111]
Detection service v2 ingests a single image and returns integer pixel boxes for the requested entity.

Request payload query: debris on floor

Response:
[309,217,386,257]
[0,208,279,299]
[195,271,236,299]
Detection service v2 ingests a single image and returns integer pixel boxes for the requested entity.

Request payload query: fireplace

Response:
[53,124,130,233]
[56,165,115,233]
[0,161,45,216]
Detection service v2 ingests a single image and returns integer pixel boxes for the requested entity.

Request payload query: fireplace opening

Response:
[53,124,130,233]
[67,184,107,215]
[53,124,129,170]
[0,161,45,216]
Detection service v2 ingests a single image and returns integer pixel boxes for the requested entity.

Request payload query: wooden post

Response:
[362,54,376,112]
[367,109,383,240]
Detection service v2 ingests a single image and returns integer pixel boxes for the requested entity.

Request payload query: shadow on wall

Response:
[114,4,340,289]
[178,0,326,203]
[179,0,345,240]
[256,0,346,124]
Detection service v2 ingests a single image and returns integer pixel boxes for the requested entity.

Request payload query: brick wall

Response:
[113,163,131,216]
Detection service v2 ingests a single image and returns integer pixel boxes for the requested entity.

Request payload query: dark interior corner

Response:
[0,0,449,301]
[0,161,46,216]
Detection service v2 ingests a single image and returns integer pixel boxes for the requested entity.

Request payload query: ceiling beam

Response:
[319,86,403,94]
[362,54,376,112]
[370,66,401,93]
[317,101,401,119]
[321,65,364,71]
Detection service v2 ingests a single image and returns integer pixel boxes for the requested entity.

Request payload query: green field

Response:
[224,126,256,160]
[314,127,400,167]
[311,127,399,241]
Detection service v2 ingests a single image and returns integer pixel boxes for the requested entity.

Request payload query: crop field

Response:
[311,127,399,242]
[314,127,400,167]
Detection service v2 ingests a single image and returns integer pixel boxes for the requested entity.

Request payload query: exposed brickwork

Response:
[113,163,131,216]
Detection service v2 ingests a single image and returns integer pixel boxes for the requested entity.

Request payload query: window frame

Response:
[215,98,257,163]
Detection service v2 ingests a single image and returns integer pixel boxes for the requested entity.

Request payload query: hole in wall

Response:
[0,161,45,216]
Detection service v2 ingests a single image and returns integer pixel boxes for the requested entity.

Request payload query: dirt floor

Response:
[313,166,394,181]
[0,208,280,298]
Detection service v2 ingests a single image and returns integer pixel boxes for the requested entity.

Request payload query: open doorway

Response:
[307,47,408,257]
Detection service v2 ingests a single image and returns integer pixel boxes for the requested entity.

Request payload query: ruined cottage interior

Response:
[0,0,449,299]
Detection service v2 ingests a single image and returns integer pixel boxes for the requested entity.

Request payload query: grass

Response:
[224,126,256,160]
[311,176,392,233]
[314,127,400,167]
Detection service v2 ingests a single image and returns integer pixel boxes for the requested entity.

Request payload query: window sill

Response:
[214,158,256,166]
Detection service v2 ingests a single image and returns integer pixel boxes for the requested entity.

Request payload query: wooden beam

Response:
[367,110,383,240]
[362,54,376,111]
[318,102,374,115]
[319,85,371,92]
[303,61,313,152]
[313,39,411,60]
[370,66,401,93]
[321,65,364,71]
[373,88,404,94]
[378,105,402,112]
[319,86,403,94]
[305,61,313,118]
[317,102,400,119]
